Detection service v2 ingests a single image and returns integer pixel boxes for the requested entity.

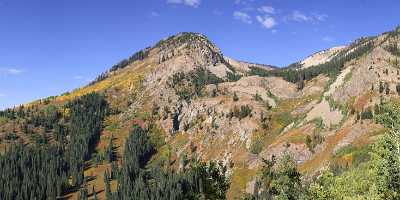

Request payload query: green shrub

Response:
[233,92,239,101]
[250,137,264,155]
[0,117,8,125]
[168,68,223,102]
[227,71,242,82]
[305,132,324,152]
[360,108,373,120]
[5,132,18,141]
[228,105,252,120]
[384,41,400,56]
[254,92,262,102]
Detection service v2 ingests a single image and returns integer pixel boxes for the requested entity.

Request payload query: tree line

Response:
[249,38,375,89]
[90,49,150,85]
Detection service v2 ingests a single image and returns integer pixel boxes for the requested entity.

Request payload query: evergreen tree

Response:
[79,186,88,200]
[106,135,114,163]
[67,93,109,187]
[93,186,98,200]
[104,170,112,200]
[233,92,239,101]
[0,144,69,200]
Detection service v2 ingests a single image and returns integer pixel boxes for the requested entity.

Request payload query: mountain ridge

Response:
[1,26,400,199]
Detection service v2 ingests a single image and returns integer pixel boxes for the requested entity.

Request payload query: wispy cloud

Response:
[313,13,328,22]
[290,10,312,22]
[233,11,252,24]
[0,68,25,76]
[256,15,276,29]
[286,10,328,23]
[167,0,201,8]
[0,93,5,97]
[233,2,326,30]
[234,0,254,5]
[258,6,275,14]
[234,0,255,11]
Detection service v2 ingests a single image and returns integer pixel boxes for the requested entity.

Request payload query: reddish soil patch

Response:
[353,92,373,112]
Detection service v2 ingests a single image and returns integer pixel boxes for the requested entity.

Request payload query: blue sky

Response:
[0,0,399,110]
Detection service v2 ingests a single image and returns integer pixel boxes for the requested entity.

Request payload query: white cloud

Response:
[0,68,25,75]
[314,13,328,21]
[234,0,254,5]
[271,29,277,34]
[167,0,201,8]
[0,93,5,97]
[258,6,275,14]
[233,11,252,24]
[234,0,255,11]
[286,11,328,23]
[183,0,201,7]
[290,10,312,22]
[256,15,276,29]
[8,69,23,75]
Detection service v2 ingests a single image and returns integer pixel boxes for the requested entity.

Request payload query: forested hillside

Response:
[0,93,229,200]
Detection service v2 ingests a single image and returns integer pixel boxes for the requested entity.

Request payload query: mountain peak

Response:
[156,32,213,47]
[153,32,227,67]
[155,32,221,54]
[90,32,228,85]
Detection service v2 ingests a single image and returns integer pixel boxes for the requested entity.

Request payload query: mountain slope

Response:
[301,46,347,69]
[1,27,400,199]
